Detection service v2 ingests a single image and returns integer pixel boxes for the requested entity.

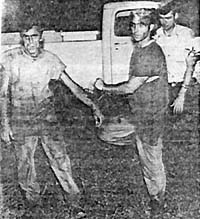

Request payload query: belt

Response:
[168,82,183,87]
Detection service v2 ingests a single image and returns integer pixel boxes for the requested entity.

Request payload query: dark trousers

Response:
[166,80,199,142]
[168,82,183,116]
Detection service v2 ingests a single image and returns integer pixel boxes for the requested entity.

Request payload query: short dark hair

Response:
[19,25,44,48]
[158,1,178,15]
[19,24,43,38]
[129,9,159,38]
[129,9,157,26]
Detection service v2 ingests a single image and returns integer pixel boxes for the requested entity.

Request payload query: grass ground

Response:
[0,84,199,219]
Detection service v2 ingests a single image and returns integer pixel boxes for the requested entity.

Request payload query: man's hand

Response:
[1,125,14,144]
[93,107,104,127]
[186,48,200,69]
[171,93,185,114]
[173,48,200,114]
[94,78,104,90]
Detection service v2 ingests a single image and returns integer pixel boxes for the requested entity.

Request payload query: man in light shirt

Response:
[154,2,198,114]
[0,24,103,217]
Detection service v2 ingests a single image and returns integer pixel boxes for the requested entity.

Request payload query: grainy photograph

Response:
[0,0,199,218]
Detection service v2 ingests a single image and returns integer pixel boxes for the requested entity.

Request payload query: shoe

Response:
[76,211,87,219]
[70,204,86,219]
[149,196,165,216]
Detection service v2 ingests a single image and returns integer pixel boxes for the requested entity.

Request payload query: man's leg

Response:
[168,80,199,142]
[136,135,166,213]
[17,136,41,202]
[0,140,4,215]
[41,134,80,196]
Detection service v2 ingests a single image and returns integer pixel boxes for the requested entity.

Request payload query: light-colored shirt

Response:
[154,24,194,83]
[1,47,66,106]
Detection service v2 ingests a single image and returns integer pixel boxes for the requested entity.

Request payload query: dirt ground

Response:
[0,83,199,219]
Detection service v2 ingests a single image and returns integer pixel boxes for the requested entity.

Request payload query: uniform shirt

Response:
[154,24,194,83]
[1,47,65,106]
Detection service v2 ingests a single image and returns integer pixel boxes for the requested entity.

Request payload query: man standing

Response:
[155,2,197,114]
[0,25,103,212]
[94,10,168,215]
[94,9,199,215]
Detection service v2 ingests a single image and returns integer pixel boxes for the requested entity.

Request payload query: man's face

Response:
[22,27,41,57]
[159,11,176,31]
[130,16,150,42]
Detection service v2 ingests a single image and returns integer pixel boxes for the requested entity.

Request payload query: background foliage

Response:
[2,0,199,35]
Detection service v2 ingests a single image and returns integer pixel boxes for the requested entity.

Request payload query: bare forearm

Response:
[179,66,194,96]
[0,73,10,127]
[60,72,99,111]
[0,97,9,127]
[102,76,148,95]
[179,48,200,96]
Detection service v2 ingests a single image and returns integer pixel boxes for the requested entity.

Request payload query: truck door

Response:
[110,10,134,84]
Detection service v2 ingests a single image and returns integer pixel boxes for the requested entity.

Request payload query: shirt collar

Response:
[141,39,155,48]
[162,24,179,37]
[22,46,44,61]
[135,39,155,49]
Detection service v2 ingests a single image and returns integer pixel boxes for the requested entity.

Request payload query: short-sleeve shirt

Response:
[128,41,168,144]
[1,47,66,122]
[1,47,65,102]
[154,24,194,83]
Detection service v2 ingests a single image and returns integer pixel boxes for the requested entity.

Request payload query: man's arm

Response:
[172,49,200,113]
[94,76,159,95]
[59,71,104,126]
[0,65,13,143]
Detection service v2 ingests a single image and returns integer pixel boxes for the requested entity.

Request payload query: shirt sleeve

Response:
[181,28,195,48]
[49,53,66,80]
[0,51,13,95]
[151,44,168,79]
[1,48,24,85]
[1,51,12,78]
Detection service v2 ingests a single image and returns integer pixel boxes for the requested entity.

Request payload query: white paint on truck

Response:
[1,31,102,89]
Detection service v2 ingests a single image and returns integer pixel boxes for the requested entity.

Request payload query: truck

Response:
[1,1,199,88]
